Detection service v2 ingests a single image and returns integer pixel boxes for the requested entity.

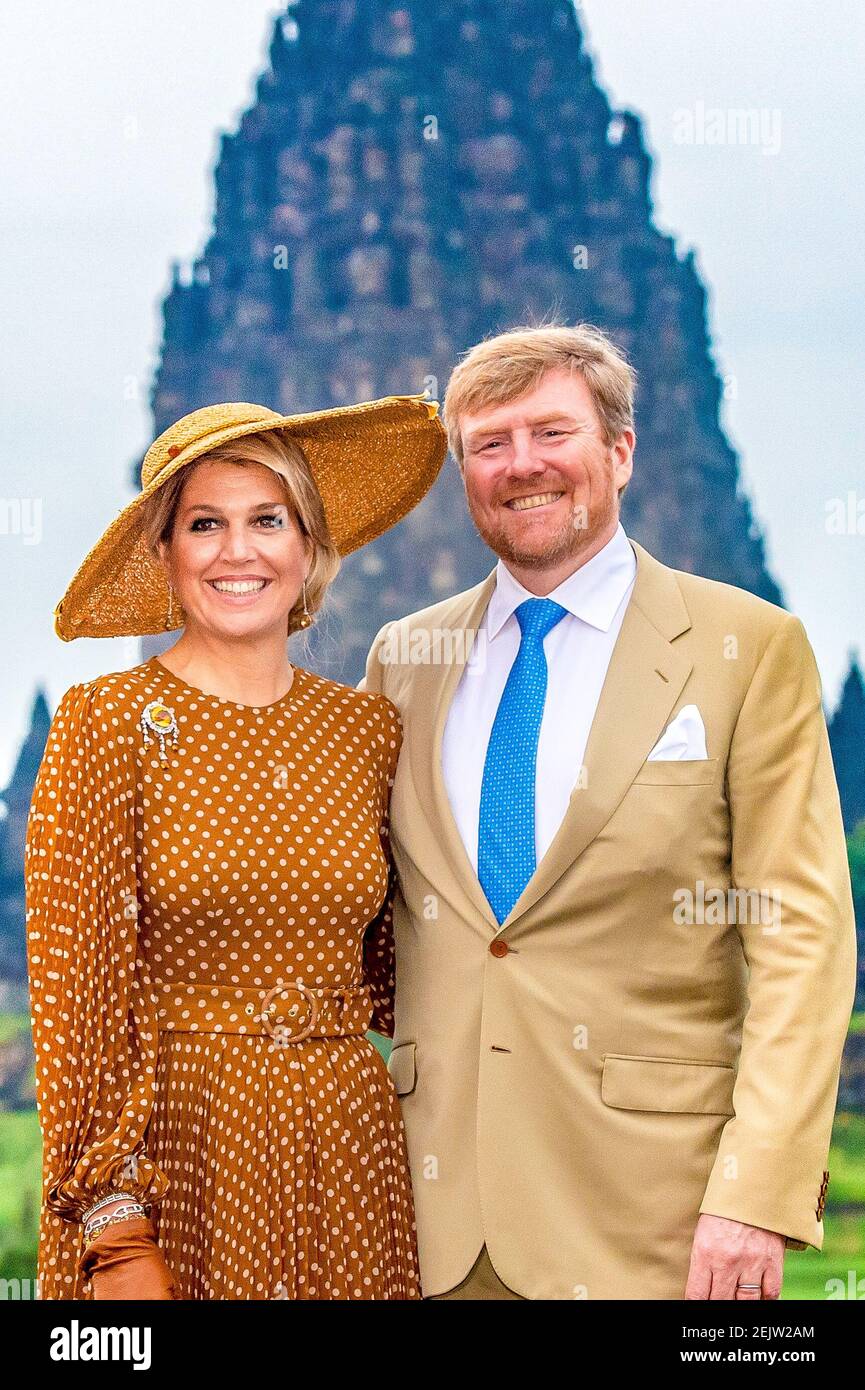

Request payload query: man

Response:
[358,323,857,1300]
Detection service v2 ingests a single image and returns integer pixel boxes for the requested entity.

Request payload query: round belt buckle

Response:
[259,980,319,1043]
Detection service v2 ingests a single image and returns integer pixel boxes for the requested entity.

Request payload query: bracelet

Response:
[80,1190,141,1224]
[81,1210,151,1250]
[83,1201,146,1244]
[83,1199,145,1233]
[83,1200,146,1245]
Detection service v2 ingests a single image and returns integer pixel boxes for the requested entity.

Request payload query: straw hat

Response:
[54,394,447,640]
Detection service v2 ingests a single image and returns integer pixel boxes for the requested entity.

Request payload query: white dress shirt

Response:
[441,521,637,872]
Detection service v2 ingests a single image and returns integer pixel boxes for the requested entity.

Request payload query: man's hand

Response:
[685,1214,784,1300]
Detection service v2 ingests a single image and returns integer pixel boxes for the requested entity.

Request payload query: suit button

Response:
[490,939,509,957]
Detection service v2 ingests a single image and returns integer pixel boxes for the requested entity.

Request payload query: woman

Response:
[25,395,446,1299]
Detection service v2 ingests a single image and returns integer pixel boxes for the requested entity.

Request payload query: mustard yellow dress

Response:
[25,654,420,1300]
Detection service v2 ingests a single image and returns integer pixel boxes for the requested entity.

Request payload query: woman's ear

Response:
[155,538,173,586]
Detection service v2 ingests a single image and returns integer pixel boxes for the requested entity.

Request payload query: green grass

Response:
[0,1012,30,1046]
[822,1111,865,1205]
[0,1110,42,1285]
[783,1211,865,1299]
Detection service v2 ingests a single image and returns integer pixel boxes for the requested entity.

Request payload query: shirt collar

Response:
[486,521,637,639]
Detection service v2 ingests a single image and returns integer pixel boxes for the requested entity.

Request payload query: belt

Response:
[155,980,374,1043]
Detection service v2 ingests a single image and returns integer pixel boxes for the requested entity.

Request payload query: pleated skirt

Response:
[147,1031,422,1300]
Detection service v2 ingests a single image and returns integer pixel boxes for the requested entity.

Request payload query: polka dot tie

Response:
[478,597,569,924]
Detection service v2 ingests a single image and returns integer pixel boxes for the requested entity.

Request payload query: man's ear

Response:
[612,429,635,495]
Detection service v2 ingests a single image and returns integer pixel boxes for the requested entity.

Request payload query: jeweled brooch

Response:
[139,699,179,764]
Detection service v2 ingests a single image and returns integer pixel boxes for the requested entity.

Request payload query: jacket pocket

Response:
[388,1041,417,1097]
[601,1053,735,1115]
[632,756,720,786]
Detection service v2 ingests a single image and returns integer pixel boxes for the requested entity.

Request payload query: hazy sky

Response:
[0,1,863,782]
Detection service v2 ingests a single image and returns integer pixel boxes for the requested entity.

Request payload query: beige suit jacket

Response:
[358,537,857,1299]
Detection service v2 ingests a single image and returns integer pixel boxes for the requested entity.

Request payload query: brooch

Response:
[139,699,179,764]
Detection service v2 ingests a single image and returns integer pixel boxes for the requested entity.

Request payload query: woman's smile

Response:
[205,574,275,605]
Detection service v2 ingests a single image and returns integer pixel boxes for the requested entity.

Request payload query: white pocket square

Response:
[647,704,708,760]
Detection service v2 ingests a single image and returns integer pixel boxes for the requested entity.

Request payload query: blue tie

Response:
[478,597,569,924]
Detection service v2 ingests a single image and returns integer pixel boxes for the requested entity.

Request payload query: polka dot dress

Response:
[25,654,421,1300]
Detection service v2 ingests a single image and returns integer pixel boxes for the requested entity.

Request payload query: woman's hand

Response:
[80,1213,178,1300]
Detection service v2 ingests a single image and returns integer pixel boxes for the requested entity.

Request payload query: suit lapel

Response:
[403,570,501,933]
[497,542,693,932]
[402,538,693,938]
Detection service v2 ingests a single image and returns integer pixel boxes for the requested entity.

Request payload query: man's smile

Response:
[504,491,566,512]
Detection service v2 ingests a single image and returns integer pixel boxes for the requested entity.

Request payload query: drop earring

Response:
[298,577,313,630]
[165,581,176,629]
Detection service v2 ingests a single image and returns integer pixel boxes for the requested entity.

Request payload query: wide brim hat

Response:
[54,394,447,640]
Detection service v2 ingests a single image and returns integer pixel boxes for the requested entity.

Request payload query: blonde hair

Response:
[443,322,637,494]
[140,429,341,636]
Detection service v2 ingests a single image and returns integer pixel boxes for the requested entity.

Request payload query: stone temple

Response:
[3,1,863,1005]
[143,0,782,681]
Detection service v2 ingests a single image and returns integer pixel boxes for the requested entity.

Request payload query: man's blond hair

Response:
[443,323,637,496]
